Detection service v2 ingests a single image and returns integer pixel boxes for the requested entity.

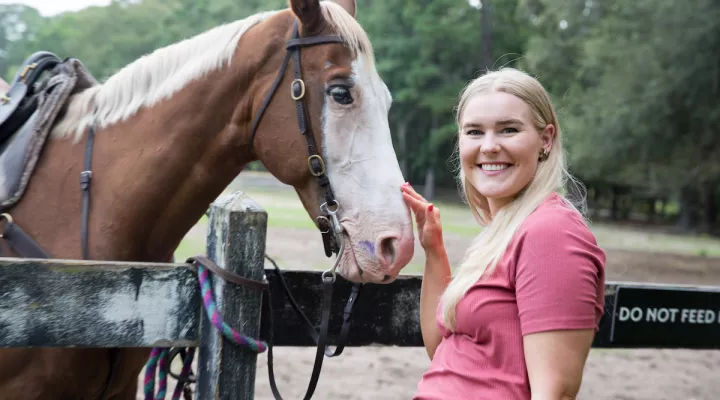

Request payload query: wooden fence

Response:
[1,191,719,399]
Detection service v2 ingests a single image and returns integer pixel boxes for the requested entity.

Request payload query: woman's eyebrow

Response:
[495,118,524,126]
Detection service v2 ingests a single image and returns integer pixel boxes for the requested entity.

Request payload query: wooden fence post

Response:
[195,191,267,400]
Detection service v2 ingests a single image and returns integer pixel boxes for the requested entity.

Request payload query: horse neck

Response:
[68,30,283,261]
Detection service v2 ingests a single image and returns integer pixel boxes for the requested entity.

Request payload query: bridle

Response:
[247,19,363,400]
[249,19,343,261]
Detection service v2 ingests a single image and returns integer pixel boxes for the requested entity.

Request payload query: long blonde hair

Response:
[440,68,585,330]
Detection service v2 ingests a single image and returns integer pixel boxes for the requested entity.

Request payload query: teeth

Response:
[481,164,510,171]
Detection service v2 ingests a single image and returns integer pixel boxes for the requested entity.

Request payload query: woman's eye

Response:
[501,127,519,134]
[328,86,353,105]
[467,129,482,135]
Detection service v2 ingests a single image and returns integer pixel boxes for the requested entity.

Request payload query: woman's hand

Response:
[402,182,451,360]
[401,183,445,254]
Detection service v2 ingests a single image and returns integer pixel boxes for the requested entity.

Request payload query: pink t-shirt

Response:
[414,193,606,400]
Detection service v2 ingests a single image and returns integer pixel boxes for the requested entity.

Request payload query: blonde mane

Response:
[52,1,374,142]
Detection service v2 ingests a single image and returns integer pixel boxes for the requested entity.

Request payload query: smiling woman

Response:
[401,68,606,400]
[458,90,555,215]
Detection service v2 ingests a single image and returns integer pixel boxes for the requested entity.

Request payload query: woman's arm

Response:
[401,183,451,359]
[514,207,606,400]
[419,245,451,359]
[523,329,594,400]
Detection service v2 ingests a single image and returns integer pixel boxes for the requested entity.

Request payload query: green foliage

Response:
[1,0,716,229]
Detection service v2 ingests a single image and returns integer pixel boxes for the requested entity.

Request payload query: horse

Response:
[0,0,415,398]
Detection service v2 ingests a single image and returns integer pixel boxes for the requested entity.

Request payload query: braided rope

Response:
[143,260,268,399]
[197,264,268,353]
[171,347,196,400]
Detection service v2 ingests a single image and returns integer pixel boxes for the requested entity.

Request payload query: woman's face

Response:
[458,91,554,214]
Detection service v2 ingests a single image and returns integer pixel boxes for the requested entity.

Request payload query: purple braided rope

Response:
[170,347,196,400]
[197,264,267,352]
[156,348,169,399]
[143,348,162,400]
[143,260,267,399]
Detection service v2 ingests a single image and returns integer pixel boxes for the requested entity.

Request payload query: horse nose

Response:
[373,232,414,280]
[378,236,397,267]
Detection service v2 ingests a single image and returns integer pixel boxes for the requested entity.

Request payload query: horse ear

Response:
[331,0,356,18]
[289,0,323,32]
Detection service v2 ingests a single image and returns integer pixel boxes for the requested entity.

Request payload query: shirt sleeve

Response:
[513,207,606,336]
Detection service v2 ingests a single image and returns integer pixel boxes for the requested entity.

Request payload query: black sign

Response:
[610,285,720,349]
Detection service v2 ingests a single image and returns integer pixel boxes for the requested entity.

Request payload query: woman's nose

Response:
[481,133,500,154]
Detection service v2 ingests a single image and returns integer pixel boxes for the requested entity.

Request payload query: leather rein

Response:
[0,18,363,400]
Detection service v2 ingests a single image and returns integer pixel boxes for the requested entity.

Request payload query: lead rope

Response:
[142,262,269,400]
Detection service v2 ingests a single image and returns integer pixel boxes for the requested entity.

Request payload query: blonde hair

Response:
[440,68,585,330]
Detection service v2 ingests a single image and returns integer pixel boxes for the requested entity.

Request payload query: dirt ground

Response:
[137,174,720,399]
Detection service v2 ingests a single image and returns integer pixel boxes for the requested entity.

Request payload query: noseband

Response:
[249,20,344,265]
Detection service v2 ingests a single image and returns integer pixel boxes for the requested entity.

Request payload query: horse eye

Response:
[328,86,353,105]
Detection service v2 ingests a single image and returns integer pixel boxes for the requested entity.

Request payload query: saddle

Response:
[0,51,98,210]
[0,52,63,142]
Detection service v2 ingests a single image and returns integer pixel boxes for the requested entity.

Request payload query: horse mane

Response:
[51,1,375,143]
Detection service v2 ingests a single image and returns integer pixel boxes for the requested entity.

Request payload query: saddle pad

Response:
[0,58,98,210]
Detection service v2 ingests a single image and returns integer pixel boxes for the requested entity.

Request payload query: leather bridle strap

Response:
[263,269,337,400]
[80,124,95,260]
[265,255,360,358]
[248,20,344,258]
[287,28,339,210]
[78,120,120,400]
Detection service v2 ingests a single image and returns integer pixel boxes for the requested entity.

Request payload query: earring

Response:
[538,148,550,162]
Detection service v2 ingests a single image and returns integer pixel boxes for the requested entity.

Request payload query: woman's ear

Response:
[540,124,555,151]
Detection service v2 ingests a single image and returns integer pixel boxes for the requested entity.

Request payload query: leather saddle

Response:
[0,51,98,210]
[0,51,64,149]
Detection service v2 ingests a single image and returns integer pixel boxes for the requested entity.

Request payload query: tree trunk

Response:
[677,186,701,232]
[647,197,656,223]
[610,185,619,220]
[396,111,416,179]
[423,166,435,201]
[398,122,408,177]
[700,182,718,234]
[423,113,439,201]
[480,0,493,70]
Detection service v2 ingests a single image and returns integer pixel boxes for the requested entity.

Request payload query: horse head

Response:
[246,0,415,283]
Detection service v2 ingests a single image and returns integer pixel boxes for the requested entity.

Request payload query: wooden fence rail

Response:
[1,191,719,399]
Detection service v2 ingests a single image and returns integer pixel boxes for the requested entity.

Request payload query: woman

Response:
[402,68,606,400]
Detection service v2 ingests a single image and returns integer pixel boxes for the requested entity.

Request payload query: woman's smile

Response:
[478,162,513,176]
